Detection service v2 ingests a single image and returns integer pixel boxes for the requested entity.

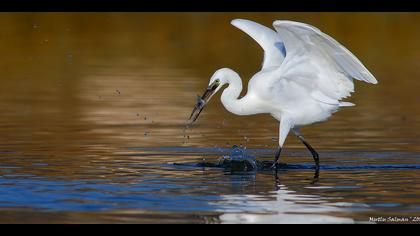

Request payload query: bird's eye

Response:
[215,79,220,85]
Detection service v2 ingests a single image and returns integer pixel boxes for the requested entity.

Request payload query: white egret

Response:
[188,19,377,170]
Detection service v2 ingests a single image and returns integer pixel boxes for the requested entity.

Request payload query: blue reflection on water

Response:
[0,177,221,212]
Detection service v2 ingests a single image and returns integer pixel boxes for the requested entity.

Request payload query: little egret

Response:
[188,19,377,170]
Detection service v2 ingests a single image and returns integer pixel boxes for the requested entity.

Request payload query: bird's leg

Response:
[271,146,282,169]
[312,167,320,184]
[293,129,320,170]
[301,139,320,168]
[274,168,281,191]
[271,119,291,169]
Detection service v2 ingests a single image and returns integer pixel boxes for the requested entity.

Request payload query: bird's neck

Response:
[221,74,256,116]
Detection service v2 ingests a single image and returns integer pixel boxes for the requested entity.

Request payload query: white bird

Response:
[188,19,377,170]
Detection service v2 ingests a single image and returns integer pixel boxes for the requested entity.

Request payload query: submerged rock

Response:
[218,155,257,171]
[178,146,288,172]
[218,146,257,171]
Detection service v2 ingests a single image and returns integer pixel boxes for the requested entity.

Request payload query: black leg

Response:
[274,169,281,190]
[312,167,320,184]
[271,146,282,169]
[301,139,320,168]
[294,131,320,170]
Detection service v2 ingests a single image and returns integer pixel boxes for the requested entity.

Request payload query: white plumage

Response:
[188,19,377,169]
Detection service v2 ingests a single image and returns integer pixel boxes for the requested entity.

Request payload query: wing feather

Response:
[231,19,286,69]
[273,20,377,84]
[271,20,377,105]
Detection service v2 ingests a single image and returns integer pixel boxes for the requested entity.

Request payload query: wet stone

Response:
[193,157,287,172]
[174,146,288,171]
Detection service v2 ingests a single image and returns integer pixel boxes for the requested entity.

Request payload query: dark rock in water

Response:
[175,146,288,172]
[192,157,287,171]
[194,157,287,171]
[218,147,258,171]
[217,156,257,171]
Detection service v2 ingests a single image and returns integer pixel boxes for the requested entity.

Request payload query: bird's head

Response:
[187,69,231,125]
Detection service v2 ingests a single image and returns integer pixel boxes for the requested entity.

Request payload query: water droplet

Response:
[66,53,73,64]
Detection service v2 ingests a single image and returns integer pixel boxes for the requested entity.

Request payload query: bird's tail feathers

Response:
[339,102,355,107]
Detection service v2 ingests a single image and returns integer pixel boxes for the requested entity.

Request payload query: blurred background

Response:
[0,13,419,154]
[0,13,419,223]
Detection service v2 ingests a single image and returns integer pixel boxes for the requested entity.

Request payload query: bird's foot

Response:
[270,162,278,169]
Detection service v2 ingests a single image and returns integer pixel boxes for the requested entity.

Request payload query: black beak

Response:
[187,81,219,125]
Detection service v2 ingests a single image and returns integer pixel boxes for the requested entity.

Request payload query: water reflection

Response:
[216,183,356,224]
[0,146,419,223]
[0,13,419,223]
[0,158,353,223]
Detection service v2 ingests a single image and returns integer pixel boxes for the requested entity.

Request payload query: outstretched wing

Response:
[231,19,286,69]
[272,20,377,105]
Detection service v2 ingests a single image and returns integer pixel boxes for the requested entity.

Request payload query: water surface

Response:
[0,13,419,223]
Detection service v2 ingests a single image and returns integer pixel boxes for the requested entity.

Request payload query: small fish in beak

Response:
[187,80,220,125]
[188,95,206,124]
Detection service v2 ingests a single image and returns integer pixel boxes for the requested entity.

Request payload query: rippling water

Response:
[0,12,419,223]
